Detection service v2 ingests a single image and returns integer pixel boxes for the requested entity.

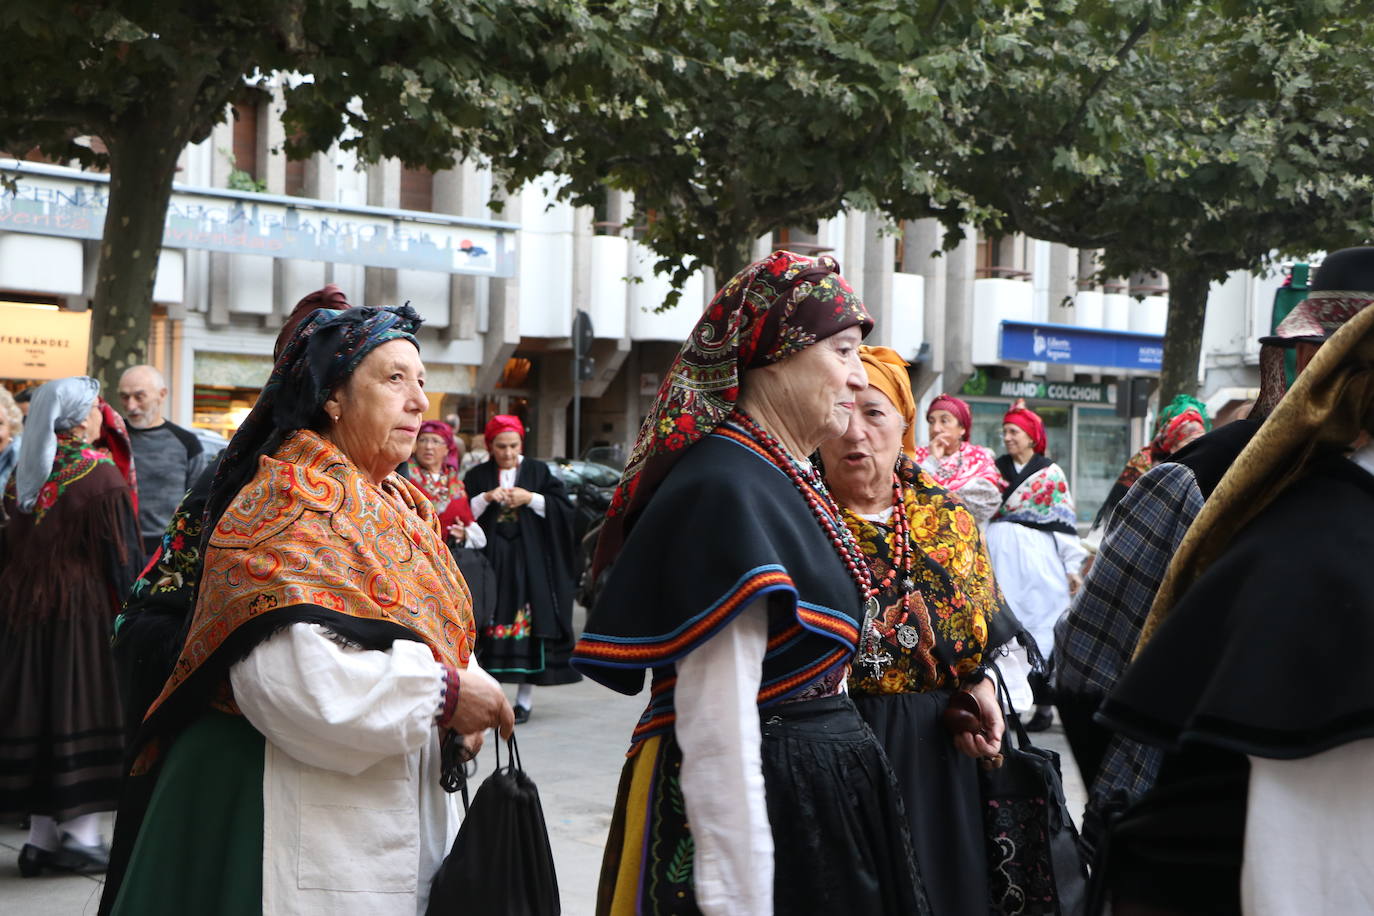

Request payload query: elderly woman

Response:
[0,377,141,876]
[408,419,485,548]
[575,252,927,915]
[465,414,581,724]
[819,347,1016,915]
[912,392,1006,526]
[101,305,514,916]
[1089,394,1210,534]
[986,399,1085,730]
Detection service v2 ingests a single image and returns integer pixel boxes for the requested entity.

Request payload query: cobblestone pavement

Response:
[0,677,1086,916]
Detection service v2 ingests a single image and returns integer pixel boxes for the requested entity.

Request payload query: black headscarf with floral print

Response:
[591,250,871,578]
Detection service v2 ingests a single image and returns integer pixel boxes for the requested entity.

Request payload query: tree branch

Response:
[1056,11,1157,144]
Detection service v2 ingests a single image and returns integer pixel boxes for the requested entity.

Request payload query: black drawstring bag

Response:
[427,733,561,916]
[982,666,1089,915]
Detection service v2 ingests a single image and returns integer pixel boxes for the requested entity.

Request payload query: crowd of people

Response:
[1,247,1371,913]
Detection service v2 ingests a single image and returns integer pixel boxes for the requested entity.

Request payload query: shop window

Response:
[1074,407,1130,523]
[284,148,307,197]
[193,384,261,438]
[400,166,434,212]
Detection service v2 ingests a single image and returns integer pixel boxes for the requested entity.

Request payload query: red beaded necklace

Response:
[730,411,874,606]
[869,472,915,638]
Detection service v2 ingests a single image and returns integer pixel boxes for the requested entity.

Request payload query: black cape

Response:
[1100,454,1374,759]
[995,454,1077,535]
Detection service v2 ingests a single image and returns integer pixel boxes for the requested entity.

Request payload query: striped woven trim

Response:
[575,566,794,668]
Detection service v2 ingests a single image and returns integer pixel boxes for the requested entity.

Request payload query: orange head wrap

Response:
[858,345,917,458]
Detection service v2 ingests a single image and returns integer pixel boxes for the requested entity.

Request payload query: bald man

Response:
[118,365,209,557]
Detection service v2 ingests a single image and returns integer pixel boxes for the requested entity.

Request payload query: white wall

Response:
[971,278,1034,364]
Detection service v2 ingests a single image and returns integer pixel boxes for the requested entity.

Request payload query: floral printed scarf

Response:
[993,455,1078,535]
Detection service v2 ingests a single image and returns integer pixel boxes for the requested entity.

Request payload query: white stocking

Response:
[27,815,60,852]
[516,683,534,710]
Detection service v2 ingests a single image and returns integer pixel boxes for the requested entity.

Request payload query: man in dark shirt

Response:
[118,365,211,557]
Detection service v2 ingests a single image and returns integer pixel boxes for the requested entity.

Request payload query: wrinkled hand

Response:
[446,662,515,739]
[505,486,534,508]
[446,522,467,544]
[485,486,510,504]
[952,677,1005,760]
[930,432,960,460]
[462,729,484,760]
[1067,571,1083,597]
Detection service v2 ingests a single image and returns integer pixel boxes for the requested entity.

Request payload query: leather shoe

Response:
[513,705,531,725]
[49,835,109,874]
[1025,707,1054,733]
[17,844,55,878]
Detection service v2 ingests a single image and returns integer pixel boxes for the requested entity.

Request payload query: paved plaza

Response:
[0,660,1086,916]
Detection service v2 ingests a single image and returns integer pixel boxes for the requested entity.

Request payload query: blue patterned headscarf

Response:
[203,304,423,534]
[15,376,100,512]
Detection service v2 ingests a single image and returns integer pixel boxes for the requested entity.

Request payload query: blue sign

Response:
[999,321,1164,371]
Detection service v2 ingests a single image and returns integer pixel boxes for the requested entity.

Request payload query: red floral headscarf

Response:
[418,419,460,470]
[1003,398,1047,455]
[484,414,525,449]
[592,250,872,578]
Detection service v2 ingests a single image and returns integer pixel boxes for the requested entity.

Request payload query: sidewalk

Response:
[0,681,1085,916]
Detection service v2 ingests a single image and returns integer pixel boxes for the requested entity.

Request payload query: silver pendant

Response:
[896,624,919,649]
[863,595,880,623]
[901,577,916,594]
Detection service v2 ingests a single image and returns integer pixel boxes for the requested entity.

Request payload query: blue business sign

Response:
[999,321,1164,371]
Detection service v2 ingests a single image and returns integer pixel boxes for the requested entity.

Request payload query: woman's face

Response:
[747,326,866,452]
[818,385,906,503]
[490,431,523,469]
[927,409,965,443]
[414,432,449,472]
[324,340,430,484]
[1001,422,1034,459]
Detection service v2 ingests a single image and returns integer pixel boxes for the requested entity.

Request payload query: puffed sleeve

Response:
[674,599,773,915]
[230,622,444,776]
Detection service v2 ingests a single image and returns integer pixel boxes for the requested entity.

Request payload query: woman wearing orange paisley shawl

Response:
[820,346,1017,915]
[102,304,514,916]
[0,376,141,877]
[575,252,928,916]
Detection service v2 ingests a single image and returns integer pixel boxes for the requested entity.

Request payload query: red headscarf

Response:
[592,250,872,579]
[96,397,138,514]
[484,414,525,449]
[1002,398,1047,455]
[275,284,351,360]
[927,393,973,441]
[418,419,460,470]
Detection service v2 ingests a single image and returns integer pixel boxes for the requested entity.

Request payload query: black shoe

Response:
[49,835,109,875]
[513,705,531,725]
[17,844,55,878]
[1025,707,1054,733]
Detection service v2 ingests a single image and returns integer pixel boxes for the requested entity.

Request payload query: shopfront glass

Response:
[965,399,1130,527]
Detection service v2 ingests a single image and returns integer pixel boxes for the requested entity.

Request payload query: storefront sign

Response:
[1,160,517,277]
[999,320,1164,371]
[0,303,91,379]
[960,371,1116,405]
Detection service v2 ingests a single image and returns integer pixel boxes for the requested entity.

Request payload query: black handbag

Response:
[427,733,560,916]
[450,544,497,627]
[982,667,1089,916]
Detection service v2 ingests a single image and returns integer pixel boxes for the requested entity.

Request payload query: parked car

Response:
[543,458,620,600]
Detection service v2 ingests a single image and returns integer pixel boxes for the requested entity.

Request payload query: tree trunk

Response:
[710,235,755,284]
[88,113,185,398]
[1157,265,1210,404]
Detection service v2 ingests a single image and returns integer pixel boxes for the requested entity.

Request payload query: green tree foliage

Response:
[926,1,1374,400]
[0,0,573,393]
[481,0,1061,301]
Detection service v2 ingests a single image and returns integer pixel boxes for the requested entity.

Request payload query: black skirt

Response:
[854,689,990,916]
[762,694,930,915]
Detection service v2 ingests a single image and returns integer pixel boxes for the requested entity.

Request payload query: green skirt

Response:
[111,712,265,915]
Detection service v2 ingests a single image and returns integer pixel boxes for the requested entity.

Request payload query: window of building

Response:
[400,166,434,212]
[230,100,261,183]
[975,234,1031,281]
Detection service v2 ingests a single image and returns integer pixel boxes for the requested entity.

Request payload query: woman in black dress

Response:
[465,415,581,722]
